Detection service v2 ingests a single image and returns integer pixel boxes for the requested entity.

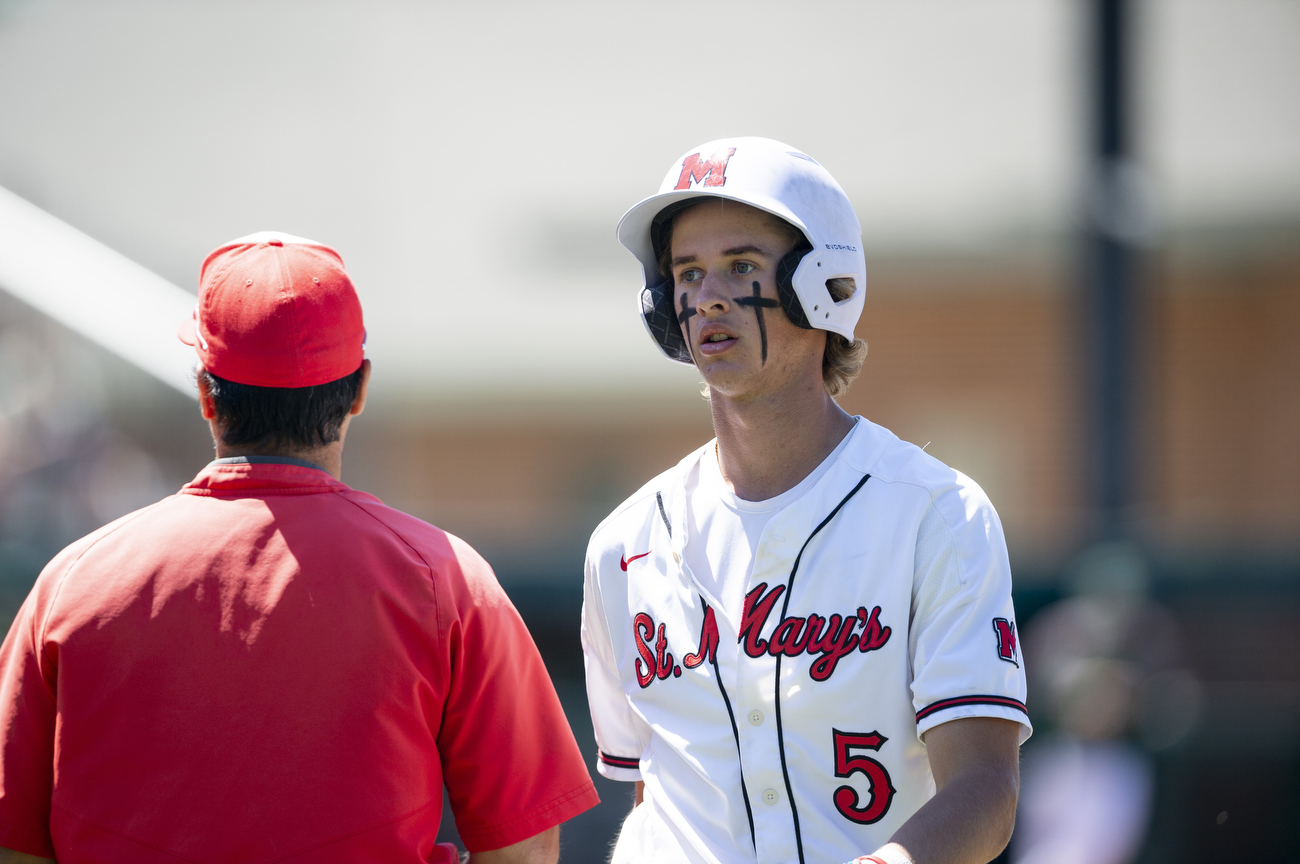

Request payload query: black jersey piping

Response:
[656,491,672,538]
[772,473,871,864]
[598,751,642,770]
[699,594,756,850]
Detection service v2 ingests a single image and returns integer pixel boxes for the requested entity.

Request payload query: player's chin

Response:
[697,360,762,398]
[695,350,747,378]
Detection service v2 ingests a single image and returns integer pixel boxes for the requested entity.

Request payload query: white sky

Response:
[0,0,1296,397]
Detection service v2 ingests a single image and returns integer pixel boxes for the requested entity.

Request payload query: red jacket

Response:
[0,460,596,863]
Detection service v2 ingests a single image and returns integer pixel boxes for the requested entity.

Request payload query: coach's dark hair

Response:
[197,365,364,451]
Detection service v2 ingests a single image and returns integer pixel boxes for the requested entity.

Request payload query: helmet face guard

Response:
[618,137,867,365]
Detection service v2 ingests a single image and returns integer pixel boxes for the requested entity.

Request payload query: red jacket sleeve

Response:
[434,537,598,852]
[0,560,63,859]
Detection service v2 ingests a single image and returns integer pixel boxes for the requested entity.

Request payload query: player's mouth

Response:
[697,327,737,356]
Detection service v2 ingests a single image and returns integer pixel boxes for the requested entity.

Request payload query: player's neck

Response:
[709,382,854,502]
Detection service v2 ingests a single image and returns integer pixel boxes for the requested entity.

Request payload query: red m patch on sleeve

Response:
[992,618,1019,667]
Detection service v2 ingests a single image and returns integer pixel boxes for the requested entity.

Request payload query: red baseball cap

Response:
[178,232,366,388]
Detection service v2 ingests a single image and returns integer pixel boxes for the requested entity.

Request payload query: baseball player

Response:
[0,233,598,864]
[582,138,1030,864]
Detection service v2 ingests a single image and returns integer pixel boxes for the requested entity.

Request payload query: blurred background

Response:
[0,0,1296,861]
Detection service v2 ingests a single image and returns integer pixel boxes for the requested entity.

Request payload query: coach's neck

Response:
[197,360,371,481]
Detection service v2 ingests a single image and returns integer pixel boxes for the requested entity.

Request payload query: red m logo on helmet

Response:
[992,618,1018,667]
[674,148,737,190]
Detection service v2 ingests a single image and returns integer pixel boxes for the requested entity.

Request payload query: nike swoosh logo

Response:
[620,551,652,571]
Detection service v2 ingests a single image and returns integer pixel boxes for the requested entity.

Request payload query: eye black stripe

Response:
[734,280,780,364]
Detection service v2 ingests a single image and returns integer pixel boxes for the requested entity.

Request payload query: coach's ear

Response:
[195,367,225,451]
[195,366,217,421]
[350,359,371,417]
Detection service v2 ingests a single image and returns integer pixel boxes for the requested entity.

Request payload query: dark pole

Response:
[1086,0,1139,539]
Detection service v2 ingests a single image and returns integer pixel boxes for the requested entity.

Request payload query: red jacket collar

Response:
[182,460,350,496]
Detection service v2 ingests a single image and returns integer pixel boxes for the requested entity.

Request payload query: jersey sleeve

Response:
[0,550,71,859]
[908,481,1032,744]
[581,552,651,782]
[435,538,599,852]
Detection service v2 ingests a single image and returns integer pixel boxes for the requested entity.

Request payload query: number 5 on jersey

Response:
[832,729,896,824]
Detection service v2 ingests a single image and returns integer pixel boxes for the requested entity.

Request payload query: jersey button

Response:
[748,710,763,726]
[762,789,779,805]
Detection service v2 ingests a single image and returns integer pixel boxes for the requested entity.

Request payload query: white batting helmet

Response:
[617,137,866,365]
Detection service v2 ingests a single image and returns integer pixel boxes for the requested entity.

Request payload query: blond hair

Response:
[822,277,868,400]
[656,201,867,399]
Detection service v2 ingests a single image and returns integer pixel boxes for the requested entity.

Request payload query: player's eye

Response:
[679,268,704,284]
[734,262,756,275]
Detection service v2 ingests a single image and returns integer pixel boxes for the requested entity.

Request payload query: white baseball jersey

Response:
[582,417,1031,864]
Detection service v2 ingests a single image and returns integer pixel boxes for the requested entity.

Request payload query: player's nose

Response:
[693,273,732,315]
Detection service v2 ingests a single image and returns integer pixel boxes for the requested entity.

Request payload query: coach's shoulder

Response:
[339,490,510,595]
[45,495,179,570]
[334,489,463,564]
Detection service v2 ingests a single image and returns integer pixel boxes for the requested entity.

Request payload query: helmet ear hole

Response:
[826,277,856,303]
[775,243,814,329]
